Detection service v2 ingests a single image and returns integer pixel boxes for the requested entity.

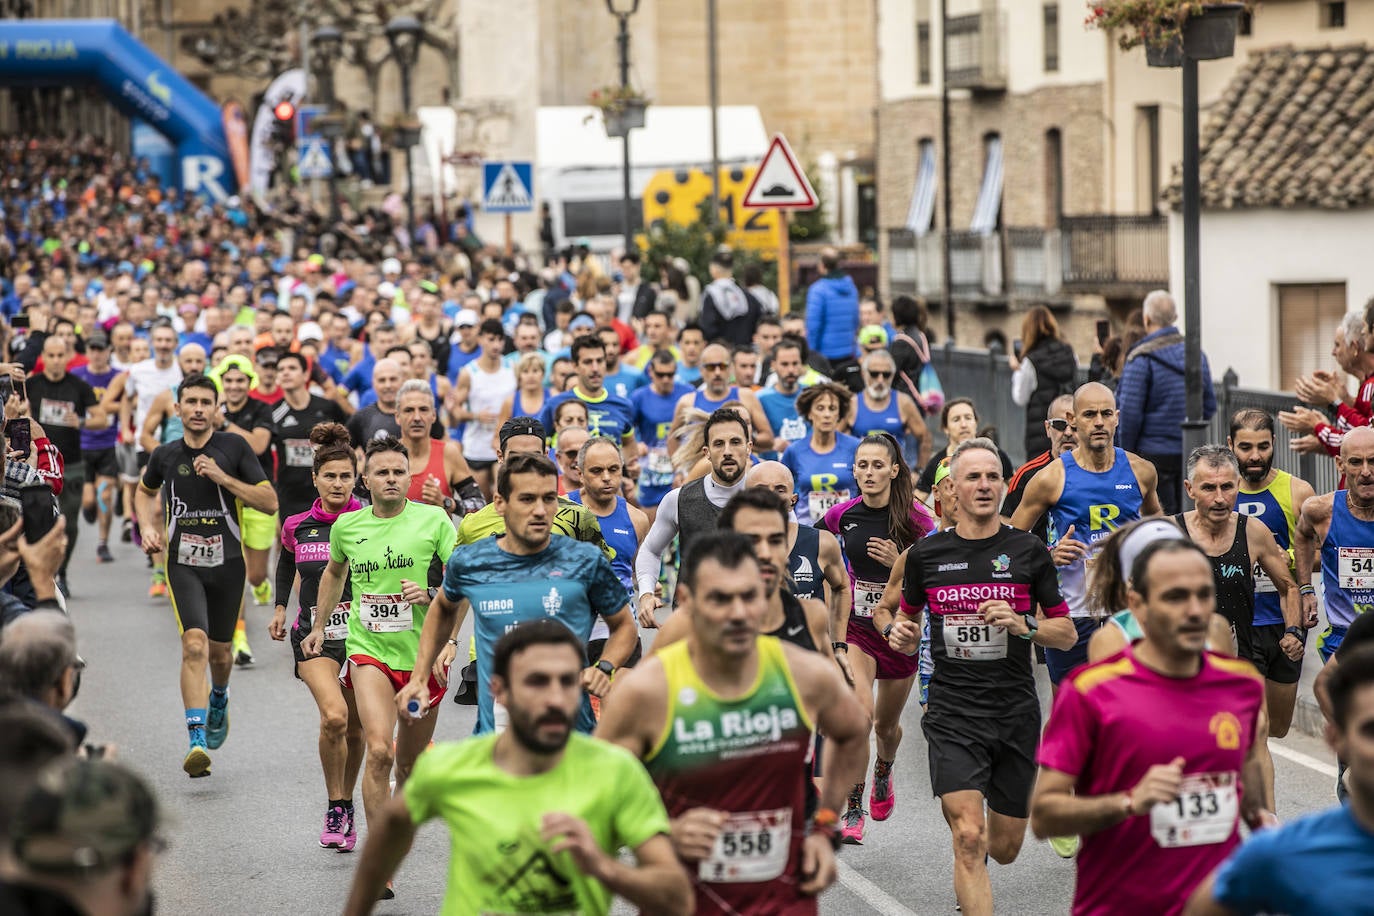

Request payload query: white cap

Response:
[1118,518,1187,583]
[296,321,324,342]
[381,257,402,276]
[378,281,397,298]
[455,308,479,328]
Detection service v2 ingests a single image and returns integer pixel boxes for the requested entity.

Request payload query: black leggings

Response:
[168,559,246,643]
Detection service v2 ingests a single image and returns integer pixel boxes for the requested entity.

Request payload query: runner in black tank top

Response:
[788,523,825,602]
[1175,512,1255,628]
[767,589,820,652]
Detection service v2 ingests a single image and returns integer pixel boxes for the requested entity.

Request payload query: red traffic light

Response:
[273,100,296,122]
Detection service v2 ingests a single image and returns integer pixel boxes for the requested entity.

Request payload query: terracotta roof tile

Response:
[1168,44,1374,209]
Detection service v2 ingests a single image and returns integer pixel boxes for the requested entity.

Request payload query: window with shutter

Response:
[1277,282,1347,391]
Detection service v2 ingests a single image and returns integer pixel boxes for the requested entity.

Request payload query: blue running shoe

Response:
[207,690,230,750]
[183,731,211,778]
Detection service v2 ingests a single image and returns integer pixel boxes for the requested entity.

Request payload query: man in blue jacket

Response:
[1115,289,1216,514]
[805,248,859,370]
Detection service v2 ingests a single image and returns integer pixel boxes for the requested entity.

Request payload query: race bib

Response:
[1253,560,1278,595]
[38,398,76,427]
[177,533,224,568]
[360,593,412,633]
[312,603,351,641]
[940,613,1007,660]
[1340,548,1374,589]
[698,808,791,884]
[284,438,314,468]
[807,488,849,521]
[853,579,885,618]
[646,450,675,487]
[1150,772,1238,848]
[778,417,807,440]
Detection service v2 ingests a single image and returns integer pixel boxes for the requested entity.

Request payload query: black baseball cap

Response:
[498,417,546,449]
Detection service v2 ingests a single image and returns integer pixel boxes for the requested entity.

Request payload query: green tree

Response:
[789,164,828,243]
[640,197,778,292]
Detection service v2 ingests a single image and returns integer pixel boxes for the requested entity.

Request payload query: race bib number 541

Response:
[1340,548,1374,589]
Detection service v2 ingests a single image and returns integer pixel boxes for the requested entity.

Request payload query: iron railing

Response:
[944,10,1007,91]
[1060,214,1169,288]
[923,345,1333,494]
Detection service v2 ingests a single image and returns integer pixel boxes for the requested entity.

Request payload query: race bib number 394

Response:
[699,808,791,884]
[1150,772,1238,848]
[360,593,412,633]
[1339,548,1374,589]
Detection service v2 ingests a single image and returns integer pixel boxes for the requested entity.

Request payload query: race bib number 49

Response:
[1340,548,1374,589]
[177,533,224,568]
[853,579,885,618]
[941,613,1007,660]
[698,808,791,884]
[360,593,412,633]
[1150,772,1238,848]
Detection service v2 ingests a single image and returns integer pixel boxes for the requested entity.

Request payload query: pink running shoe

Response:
[320,805,346,848]
[870,764,896,821]
[840,803,866,845]
[339,806,357,852]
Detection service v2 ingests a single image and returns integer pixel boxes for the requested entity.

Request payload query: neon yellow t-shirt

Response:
[328,501,457,669]
[404,733,671,916]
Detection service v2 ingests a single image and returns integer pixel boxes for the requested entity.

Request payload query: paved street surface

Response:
[65,532,1343,916]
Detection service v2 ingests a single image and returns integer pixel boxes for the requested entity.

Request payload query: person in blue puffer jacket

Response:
[1115,289,1216,515]
[805,247,860,368]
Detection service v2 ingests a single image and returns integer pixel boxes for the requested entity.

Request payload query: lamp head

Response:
[311,24,343,64]
[604,0,641,13]
[385,15,424,68]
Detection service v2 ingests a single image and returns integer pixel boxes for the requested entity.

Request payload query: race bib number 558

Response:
[699,808,791,884]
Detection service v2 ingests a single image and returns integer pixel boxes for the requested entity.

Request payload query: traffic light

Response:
[272,99,296,146]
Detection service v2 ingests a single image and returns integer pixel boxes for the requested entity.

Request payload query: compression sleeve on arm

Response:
[634,488,682,598]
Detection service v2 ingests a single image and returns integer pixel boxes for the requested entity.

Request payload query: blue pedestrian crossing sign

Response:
[297,136,333,180]
[482,161,534,213]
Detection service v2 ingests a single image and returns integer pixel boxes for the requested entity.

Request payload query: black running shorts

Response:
[168,560,246,643]
[923,705,1040,819]
[83,447,119,480]
[1243,622,1304,685]
[290,624,347,679]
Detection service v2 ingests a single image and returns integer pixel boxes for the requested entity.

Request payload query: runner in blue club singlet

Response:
[781,381,862,527]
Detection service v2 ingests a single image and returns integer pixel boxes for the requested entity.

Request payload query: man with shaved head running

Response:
[346,357,405,448]
[1011,382,1163,689]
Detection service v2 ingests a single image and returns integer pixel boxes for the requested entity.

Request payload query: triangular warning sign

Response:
[486,162,532,210]
[742,134,817,210]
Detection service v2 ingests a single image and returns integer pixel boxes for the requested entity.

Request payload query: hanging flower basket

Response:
[587,86,649,138]
[1087,1,1248,67]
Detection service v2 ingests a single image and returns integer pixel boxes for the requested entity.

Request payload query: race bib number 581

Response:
[941,613,1007,660]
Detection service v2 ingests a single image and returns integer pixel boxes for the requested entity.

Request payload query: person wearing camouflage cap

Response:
[1,757,162,916]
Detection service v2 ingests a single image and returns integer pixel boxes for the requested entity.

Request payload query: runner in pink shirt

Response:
[1030,537,1273,916]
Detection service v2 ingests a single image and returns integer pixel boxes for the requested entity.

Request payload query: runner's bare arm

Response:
[1086,624,1128,664]
[1241,704,1274,825]
[1181,873,1241,916]
[543,826,691,916]
[647,607,692,654]
[1130,452,1164,517]
[412,588,469,694]
[1009,460,1063,531]
[594,657,669,759]
[801,597,837,664]
[740,389,774,451]
[1250,521,1303,633]
[1294,494,1334,627]
[870,550,907,634]
[817,528,852,640]
[1030,767,1135,839]
[793,645,870,816]
[901,394,932,466]
[341,794,417,916]
[138,391,169,454]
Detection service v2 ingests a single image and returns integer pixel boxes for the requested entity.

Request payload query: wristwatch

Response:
[595,659,616,676]
[881,623,894,638]
[832,641,849,653]
[427,587,439,601]
[1284,625,1305,639]
[1018,614,1039,640]
[442,496,456,513]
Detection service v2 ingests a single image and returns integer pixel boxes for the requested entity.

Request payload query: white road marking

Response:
[837,859,920,916]
[1270,741,1338,778]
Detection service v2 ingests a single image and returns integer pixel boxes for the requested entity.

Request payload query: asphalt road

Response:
[63,531,1343,916]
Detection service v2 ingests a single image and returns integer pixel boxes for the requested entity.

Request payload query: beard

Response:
[715,457,745,484]
[507,705,573,755]
[1240,457,1273,484]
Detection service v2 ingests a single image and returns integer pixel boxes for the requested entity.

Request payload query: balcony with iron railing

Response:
[944,10,1006,92]
[887,215,1168,300]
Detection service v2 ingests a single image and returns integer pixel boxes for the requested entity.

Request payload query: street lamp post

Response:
[605,0,641,252]
[386,14,424,244]
[309,24,343,224]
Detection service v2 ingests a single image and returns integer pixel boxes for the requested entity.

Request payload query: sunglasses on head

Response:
[1048,418,1070,432]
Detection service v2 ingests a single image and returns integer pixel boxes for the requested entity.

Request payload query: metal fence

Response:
[924,344,1340,494]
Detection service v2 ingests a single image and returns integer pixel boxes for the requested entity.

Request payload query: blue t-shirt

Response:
[320,343,352,384]
[343,350,375,395]
[757,386,808,443]
[446,343,481,382]
[442,535,627,734]
[539,389,636,444]
[1212,804,1374,915]
[631,382,693,491]
[780,433,861,526]
[604,366,647,400]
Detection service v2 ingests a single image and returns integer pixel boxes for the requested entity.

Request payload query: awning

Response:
[905,141,937,235]
[970,135,1003,235]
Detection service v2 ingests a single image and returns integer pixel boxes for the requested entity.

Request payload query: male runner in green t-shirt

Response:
[303,436,457,901]
[342,620,691,916]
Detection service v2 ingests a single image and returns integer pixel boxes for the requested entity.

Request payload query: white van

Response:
[536,105,769,253]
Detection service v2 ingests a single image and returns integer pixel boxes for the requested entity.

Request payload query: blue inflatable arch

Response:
[0,19,236,199]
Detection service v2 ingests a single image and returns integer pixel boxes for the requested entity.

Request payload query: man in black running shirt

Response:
[271,352,347,519]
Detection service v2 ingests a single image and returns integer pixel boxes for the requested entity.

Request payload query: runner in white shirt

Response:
[451,319,515,500]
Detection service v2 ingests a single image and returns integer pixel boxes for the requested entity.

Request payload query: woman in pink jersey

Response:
[820,433,936,843]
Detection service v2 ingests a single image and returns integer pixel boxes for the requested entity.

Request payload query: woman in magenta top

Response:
[820,432,936,843]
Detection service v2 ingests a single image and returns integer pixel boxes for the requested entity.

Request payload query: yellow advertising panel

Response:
[642,166,782,254]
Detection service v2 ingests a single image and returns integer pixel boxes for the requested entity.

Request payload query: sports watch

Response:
[595,659,615,676]
[1018,614,1039,639]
